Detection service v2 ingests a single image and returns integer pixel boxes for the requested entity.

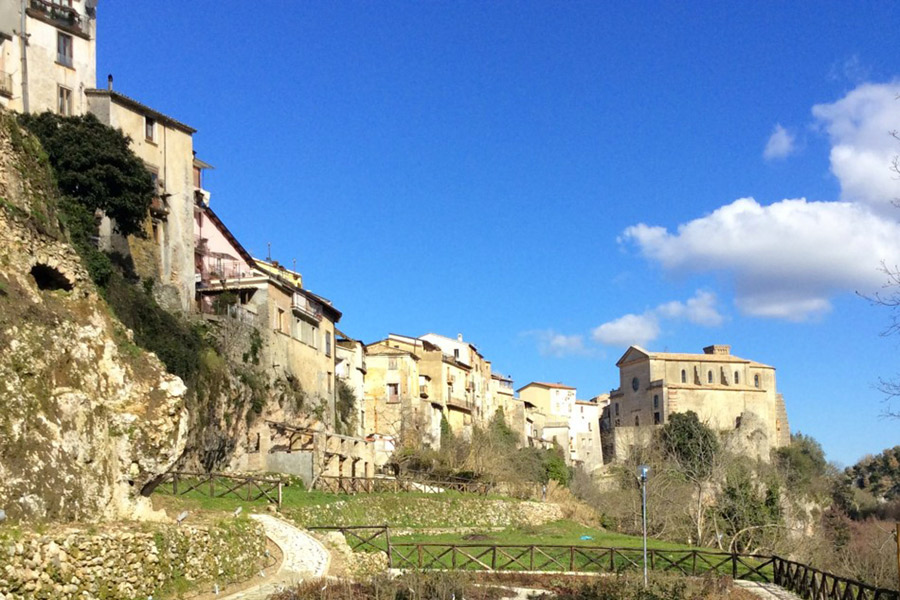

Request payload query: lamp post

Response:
[639,465,650,588]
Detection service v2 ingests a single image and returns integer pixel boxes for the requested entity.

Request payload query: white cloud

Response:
[592,290,724,347]
[592,313,660,347]
[524,330,590,358]
[813,82,900,214]
[622,81,900,321]
[763,124,796,160]
[623,198,900,320]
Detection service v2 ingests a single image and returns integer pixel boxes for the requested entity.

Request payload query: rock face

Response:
[0,112,189,522]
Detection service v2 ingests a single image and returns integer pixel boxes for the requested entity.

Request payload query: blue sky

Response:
[97,2,899,466]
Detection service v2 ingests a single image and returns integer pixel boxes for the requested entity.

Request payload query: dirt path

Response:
[735,580,804,600]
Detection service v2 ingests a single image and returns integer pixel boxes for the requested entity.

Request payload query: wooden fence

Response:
[302,525,898,600]
[773,556,898,600]
[157,471,287,507]
[306,525,393,568]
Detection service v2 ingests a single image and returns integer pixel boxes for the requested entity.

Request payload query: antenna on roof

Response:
[267,242,271,261]
[293,258,296,272]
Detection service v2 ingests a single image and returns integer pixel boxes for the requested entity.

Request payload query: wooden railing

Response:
[157,471,287,507]
[307,525,393,567]
[773,556,898,600]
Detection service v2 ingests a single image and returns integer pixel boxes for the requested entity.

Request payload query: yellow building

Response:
[607,345,790,462]
[363,342,421,444]
[518,382,577,453]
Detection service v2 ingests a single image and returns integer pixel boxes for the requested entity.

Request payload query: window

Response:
[681,369,686,383]
[388,357,398,370]
[615,418,621,427]
[453,348,460,360]
[325,331,332,357]
[57,85,72,116]
[654,412,661,425]
[734,371,740,384]
[327,372,333,394]
[145,117,156,142]
[631,377,639,391]
[707,370,713,384]
[754,374,760,388]
[57,32,73,67]
[653,394,659,409]
[275,307,285,332]
[387,383,399,402]
[634,415,640,426]
[614,402,619,416]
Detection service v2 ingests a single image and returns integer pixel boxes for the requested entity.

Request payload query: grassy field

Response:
[388,519,697,550]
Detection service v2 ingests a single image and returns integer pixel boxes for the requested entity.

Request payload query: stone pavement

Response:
[735,580,804,600]
[220,514,330,600]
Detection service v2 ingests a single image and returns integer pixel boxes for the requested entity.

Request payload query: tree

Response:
[19,112,154,236]
[659,411,720,546]
[774,432,828,489]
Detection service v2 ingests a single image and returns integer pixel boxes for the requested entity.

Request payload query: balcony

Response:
[0,71,12,98]
[27,0,90,38]
[446,397,474,413]
[291,293,322,322]
[149,197,169,219]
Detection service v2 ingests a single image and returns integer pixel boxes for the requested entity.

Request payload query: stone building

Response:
[87,83,206,312]
[362,341,421,444]
[605,345,790,462]
[335,331,367,437]
[0,0,97,116]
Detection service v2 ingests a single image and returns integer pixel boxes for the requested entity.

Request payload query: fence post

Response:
[172,473,178,496]
[209,475,215,499]
[570,546,575,572]
[384,525,393,568]
[492,546,497,570]
[418,544,423,568]
[732,553,738,579]
[278,481,283,507]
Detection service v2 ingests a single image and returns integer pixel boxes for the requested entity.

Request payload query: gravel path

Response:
[735,581,804,600]
[221,514,330,600]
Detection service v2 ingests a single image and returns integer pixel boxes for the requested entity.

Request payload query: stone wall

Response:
[0,518,266,599]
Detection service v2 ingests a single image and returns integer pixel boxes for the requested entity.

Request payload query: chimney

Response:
[457,333,463,342]
[703,345,731,355]
[107,74,113,91]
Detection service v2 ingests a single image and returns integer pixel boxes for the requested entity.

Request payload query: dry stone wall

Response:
[0,519,266,599]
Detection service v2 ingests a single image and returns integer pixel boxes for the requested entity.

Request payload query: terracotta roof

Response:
[517,381,576,392]
[616,345,774,369]
[85,89,196,134]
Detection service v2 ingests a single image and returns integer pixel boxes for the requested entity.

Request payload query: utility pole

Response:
[639,465,650,588]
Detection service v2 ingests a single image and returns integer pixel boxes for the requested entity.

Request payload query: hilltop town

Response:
[0,2,791,484]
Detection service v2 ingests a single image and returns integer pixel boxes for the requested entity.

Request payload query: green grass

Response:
[388,519,695,550]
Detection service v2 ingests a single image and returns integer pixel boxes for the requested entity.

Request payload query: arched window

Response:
[734,371,740,384]
[631,377,639,392]
[754,374,760,388]
[635,415,640,426]
[681,369,686,383]
[707,370,713,384]
[653,394,659,409]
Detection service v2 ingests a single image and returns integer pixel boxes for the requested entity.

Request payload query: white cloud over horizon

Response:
[622,81,900,321]
[763,124,797,160]
[592,290,724,347]
[523,329,591,358]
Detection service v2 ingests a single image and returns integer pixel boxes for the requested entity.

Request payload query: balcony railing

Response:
[197,255,258,286]
[28,0,89,36]
[0,71,12,98]
[291,293,322,321]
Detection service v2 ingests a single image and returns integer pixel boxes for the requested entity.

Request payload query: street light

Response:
[638,465,650,588]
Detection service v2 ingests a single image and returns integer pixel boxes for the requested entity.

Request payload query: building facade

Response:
[606,345,790,462]
[0,0,97,116]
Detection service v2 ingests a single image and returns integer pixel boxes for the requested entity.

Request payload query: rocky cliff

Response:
[0,113,189,522]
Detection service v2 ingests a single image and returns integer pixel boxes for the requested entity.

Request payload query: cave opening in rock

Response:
[30,264,73,292]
